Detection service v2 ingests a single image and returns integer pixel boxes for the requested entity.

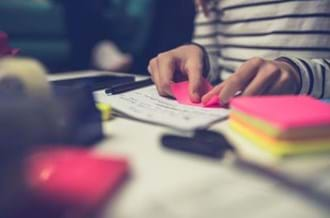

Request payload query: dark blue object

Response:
[52,84,104,145]
[105,78,153,95]
[51,75,134,91]
[161,130,234,158]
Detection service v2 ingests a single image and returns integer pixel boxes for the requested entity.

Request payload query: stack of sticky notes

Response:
[229,95,330,157]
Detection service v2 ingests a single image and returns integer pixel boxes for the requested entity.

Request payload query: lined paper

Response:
[94,86,228,130]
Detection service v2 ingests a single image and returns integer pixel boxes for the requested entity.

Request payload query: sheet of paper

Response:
[94,86,229,130]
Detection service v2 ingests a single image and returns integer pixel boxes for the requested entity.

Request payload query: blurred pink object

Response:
[0,32,19,57]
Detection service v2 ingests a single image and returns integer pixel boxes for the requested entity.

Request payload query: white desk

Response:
[51,71,330,218]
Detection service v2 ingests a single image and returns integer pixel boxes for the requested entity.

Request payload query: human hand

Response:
[195,0,213,16]
[148,44,209,103]
[202,57,301,105]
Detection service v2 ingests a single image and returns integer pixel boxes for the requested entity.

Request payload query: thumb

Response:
[186,63,204,103]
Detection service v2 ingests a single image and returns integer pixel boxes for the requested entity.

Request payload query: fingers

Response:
[201,58,301,106]
[244,60,299,96]
[202,83,224,104]
[148,53,175,96]
[267,60,300,95]
[219,57,263,104]
[267,70,294,95]
[186,59,205,103]
[157,53,176,96]
[195,0,209,16]
[148,58,164,96]
[242,62,280,96]
[148,45,206,100]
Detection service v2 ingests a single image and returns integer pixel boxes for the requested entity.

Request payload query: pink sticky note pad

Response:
[170,80,220,108]
[25,147,129,208]
[230,95,330,130]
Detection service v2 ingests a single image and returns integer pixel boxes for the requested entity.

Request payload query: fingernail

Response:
[234,90,242,97]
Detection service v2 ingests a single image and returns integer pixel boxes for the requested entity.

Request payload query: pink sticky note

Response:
[25,147,129,208]
[170,79,220,108]
[230,95,330,130]
[204,95,220,107]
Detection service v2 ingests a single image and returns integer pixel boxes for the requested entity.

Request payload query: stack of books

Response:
[229,96,330,157]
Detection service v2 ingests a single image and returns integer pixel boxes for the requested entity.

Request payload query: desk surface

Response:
[51,71,330,218]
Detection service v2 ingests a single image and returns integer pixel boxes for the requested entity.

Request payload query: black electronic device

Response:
[51,75,135,91]
[161,130,234,158]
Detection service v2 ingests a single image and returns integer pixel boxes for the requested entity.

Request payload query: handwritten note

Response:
[94,86,229,130]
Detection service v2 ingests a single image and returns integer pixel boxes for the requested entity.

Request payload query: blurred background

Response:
[0,2,196,216]
[0,0,195,74]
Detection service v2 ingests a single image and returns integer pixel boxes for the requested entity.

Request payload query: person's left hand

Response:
[195,0,212,16]
[202,57,301,105]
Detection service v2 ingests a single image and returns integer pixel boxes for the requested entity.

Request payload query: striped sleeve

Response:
[279,57,330,98]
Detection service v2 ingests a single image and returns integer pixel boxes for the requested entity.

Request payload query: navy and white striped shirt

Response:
[193,0,330,98]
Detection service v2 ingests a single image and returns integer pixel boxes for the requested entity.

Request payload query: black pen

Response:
[105,78,154,95]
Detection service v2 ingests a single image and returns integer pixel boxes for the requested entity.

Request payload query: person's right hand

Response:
[148,45,208,103]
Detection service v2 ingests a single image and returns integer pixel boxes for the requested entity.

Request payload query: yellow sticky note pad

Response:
[229,119,330,157]
[230,110,330,140]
